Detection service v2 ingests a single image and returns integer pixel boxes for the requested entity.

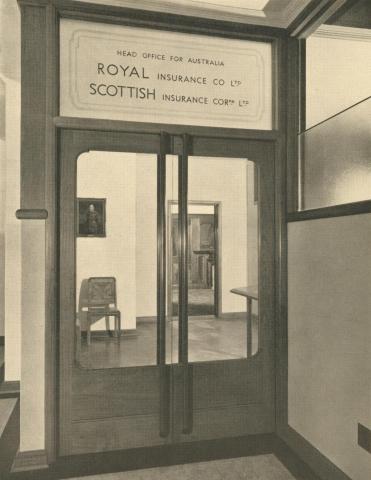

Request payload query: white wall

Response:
[307,26,371,128]
[0,0,22,381]
[287,26,371,480]
[188,156,249,313]
[288,215,371,480]
[77,151,137,330]
[135,155,157,318]
[20,220,45,452]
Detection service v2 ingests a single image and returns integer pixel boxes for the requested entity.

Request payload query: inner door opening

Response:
[169,202,219,318]
[58,129,275,456]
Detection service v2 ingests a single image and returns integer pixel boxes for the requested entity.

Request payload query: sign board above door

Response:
[60,19,273,129]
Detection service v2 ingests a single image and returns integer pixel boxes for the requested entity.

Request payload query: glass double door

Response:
[58,129,275,456]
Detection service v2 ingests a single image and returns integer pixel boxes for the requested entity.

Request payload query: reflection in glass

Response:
[300,97,371,210]
[187,157,259,362]
[76,151,159,369]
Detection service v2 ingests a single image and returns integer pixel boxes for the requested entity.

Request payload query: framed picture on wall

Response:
[77,198,106,237]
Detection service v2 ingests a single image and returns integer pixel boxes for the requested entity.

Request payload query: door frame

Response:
[167,199,221,319]
[16,0,294,466]
[57,126,282,458]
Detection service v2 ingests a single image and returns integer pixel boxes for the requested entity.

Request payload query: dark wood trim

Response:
[213,204,220,317]
[178,135,189,364]
[15,209,48,220]
[287,200,371,222]
[8,434,275,480]
[157,133,170,365]
[19,0,47,209]
[285,38,299,214]
[277,425,352,480]
[54,117,281,141]
[274,436,321,480]
[289,0,350,38]
[274,133,289,435]
[12,450,48,473]
[44,1,59,466]
[0,399,19,476]
[18,0,289,464]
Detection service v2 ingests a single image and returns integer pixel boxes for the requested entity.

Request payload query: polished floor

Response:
[70,455,296,480]
[78,315,259,369]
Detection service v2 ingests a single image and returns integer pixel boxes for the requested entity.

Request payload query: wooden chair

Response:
[85,277,121,345]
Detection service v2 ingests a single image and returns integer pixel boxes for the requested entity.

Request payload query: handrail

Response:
[299,95,371,136]
[158,132,171,438]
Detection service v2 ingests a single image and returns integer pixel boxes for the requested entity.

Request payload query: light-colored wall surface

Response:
[77,151,138,330]
[287,27,371,480]
[188,156,249,313]
[0,0,22,381]
[0,80,5,338]
[77,153,253,321]
[20,220,45,451]
[307,27,371,128]
[288,215,371,480]
[135,155,157,318]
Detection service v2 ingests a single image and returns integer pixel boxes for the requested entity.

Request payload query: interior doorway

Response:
[58,129,275,456]
[169,202,220,318]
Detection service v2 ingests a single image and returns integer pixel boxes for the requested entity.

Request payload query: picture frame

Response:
[77,198,106,237]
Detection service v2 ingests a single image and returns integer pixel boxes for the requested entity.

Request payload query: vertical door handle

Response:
[178,134,193,435]
[158,133,171,437]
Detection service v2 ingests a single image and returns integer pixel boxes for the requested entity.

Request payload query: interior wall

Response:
[20,220,45,452]
[306,27,371,127]
[136,155,254,318]
[0,0,21,380]
[288,215,371,480]
[188,156,249,313]
[0,79,5,338]
[135,155,157,318]
[76,151,137,331]
[287,27,371,480]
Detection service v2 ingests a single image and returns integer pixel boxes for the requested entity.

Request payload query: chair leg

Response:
[116,314,121,341]
[105,315,111,337]
[87,316,91,346]
[76,323,81,363]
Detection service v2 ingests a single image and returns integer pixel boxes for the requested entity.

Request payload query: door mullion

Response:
[157,132,170,365]
[178,134,190,364]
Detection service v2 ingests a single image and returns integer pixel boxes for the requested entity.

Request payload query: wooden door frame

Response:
[16,0,291,466]
[167,200,221,320]
[57,129,281,457]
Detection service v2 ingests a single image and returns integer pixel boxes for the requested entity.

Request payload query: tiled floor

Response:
[69,455,296,480]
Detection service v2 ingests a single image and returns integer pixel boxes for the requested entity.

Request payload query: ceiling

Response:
[76,0,314,28]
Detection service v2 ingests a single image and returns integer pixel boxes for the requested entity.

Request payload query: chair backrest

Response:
[87,277,117,309]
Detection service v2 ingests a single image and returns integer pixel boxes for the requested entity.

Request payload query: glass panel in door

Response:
[59,130,177,456]
[187,156,260,362]
[76,151,159,368]
[172,145,275,444]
